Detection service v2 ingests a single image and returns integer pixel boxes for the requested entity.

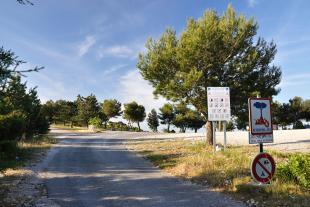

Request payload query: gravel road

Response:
[38,129,245,207]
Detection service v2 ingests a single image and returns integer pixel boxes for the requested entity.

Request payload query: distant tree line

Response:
[41,95,207,133]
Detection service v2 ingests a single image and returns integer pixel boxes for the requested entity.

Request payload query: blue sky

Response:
[1,0,310,129]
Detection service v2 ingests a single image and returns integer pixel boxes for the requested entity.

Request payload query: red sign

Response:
[251,153,276,184]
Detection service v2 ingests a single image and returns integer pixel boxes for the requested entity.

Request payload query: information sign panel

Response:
[207,87,231,121]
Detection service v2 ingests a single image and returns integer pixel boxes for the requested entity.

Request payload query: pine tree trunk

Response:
[137,122,140,131]
[206,121,213,145]
[167,123,170,133]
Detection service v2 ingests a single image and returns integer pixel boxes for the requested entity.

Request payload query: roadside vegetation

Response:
[0,135,56,172]
[127,139,309,207]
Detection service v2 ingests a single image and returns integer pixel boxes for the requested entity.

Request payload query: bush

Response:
[293,121,305,129]
[0,140,20,159]
[0,111,26,141]
[34,113,50,134]
[88,117,102,128]
[277,154,310,188]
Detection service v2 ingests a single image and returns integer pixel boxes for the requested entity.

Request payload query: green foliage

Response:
[76,94,100,127]
[147,109,159,132]
[272,97,310,128]
[107,121,129,131]
[0,111,25,140]
[226,121,235,131]
[302,99,310,121]
[293,121,305,129]
[277,154,310,188]
[0,141,19,159]
[88,117,102,128]
[102,99,122,119]
[186,110,205,132]
[171,103,205,133]
[158,103,175,132]
[123,101,146,131]
[0,75,49,140]
[137,5,281,130]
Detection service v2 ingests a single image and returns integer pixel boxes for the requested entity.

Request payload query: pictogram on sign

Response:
[251,153,276,184]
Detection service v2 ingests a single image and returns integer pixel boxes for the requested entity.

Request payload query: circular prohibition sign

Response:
[251,152,276,184]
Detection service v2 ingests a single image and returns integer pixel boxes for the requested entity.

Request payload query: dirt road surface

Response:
[38,129,245,207]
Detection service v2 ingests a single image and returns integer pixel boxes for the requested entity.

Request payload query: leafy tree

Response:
[102,99,122,127]
[137,5,281,144]
[88,117,102,128]
[173,102,190,132]
[278,103,295,128]
[293,120,305,129]
[41,100,56,123]
[187,110,205,133]
[147,109,159,132]
[123,101,146,131]
[301,99,310,121]
[158,103,175,132]
[76,94,100,127]
[272,101,282,125]
[53,100,70,125]
[0,76,49,139]
[289,96,303,122]
[98,111,109,128]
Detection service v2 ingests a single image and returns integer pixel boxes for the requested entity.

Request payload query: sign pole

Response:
[212,121,216,153]
[259,143,263,153]
[223,121,227,150]
[256,94,264,153]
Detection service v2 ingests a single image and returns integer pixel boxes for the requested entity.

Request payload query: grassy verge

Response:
[0,135,56,172]
[127,139,309,207]
[51,124,92,133]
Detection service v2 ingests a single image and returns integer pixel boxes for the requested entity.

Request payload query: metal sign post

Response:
[223,121,227,150]
[207,87,231,152]
[212,121,216,153]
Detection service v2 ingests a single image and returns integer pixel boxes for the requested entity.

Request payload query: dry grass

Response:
[52,124,93,133]
[127,139,310,207]
[0,135,56,206]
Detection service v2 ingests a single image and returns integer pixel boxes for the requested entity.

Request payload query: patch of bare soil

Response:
[0,154,59,207]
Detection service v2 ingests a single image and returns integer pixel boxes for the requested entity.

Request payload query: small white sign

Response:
[249,98,273,135]
[207,87,231,121]
[249,134,273,144]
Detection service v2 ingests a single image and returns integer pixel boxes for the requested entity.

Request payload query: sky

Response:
[1,0,310,130]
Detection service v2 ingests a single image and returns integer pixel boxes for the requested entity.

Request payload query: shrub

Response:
[293,121,305,129]
[0,111,26,141]
[88,117,102,128]
[0,140,20,159]
[277,154,310,188]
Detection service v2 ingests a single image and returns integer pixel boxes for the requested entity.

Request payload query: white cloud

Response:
[97,43,145,59]
[78,35,96,57]
[247,0,258,7]
[279,73,310,87]
[101,64,127,78]
[119,69,166,112]
[116,69,167,130]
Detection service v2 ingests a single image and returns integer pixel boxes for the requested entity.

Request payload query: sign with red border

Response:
[248,98,273,136]
[251,153,276,183]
